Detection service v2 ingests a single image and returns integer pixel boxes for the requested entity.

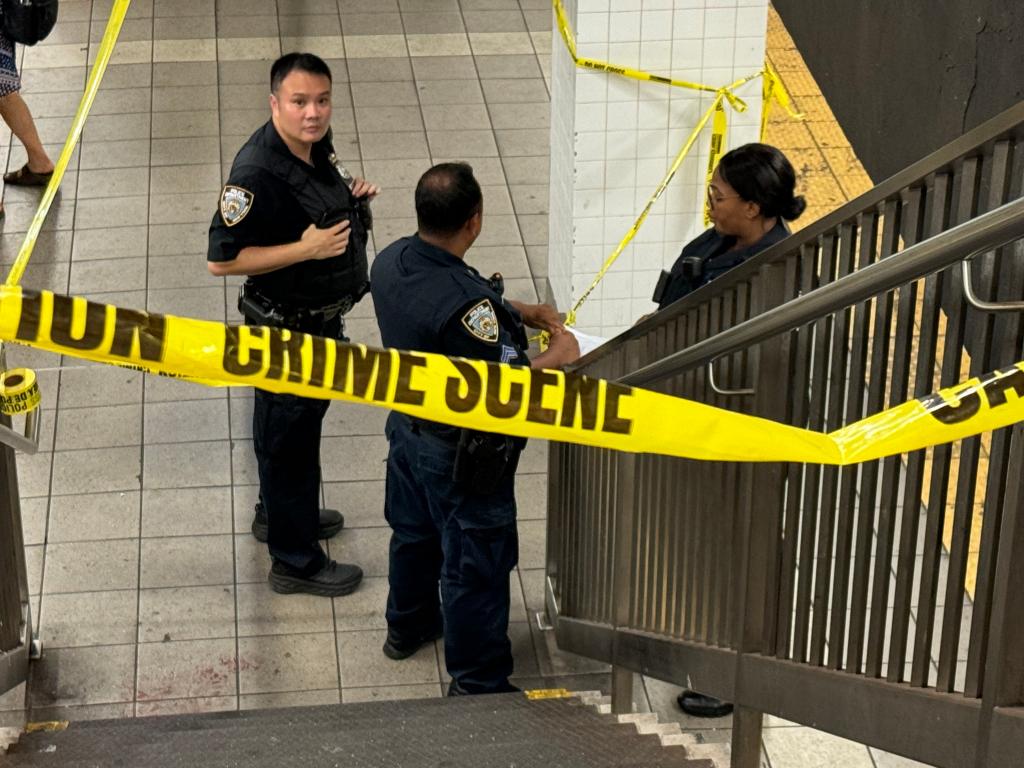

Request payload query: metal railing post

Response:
[611,345,640,714]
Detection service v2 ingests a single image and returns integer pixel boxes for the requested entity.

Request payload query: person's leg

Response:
[0,91,53,174]
[253,389,328,573]
[383,417,443,655]
[435,456,519,694]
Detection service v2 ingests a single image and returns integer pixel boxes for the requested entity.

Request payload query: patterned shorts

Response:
[0,33,21,98]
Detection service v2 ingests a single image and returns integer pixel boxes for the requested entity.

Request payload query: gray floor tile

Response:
[217,83,269,111]
[152,15,215,39]
[343,683,442,702]
[238,632,339,694]
[764,726,875,768]
[350,80,419,107]
[240,688,340,709]
[474,53,543,79]
[54,403,142,450]
[410,55,478,80]
[329,527,390,577]
[144,441,231,489]
[361,157,431,187]
[495,127,549,156]
[345,57,413,82]
[69,255,147,294]
[22,65,88,93]
[321,435,389,481]
[339,628,438,687]
[140,534,234,589]
[147,284,225,321]
[136,696,239,717]
[28,644,137,708]
[342,12,403,36]
[40,590,138,648]
[149,222,212,256]
[153,61,217,87]
[57,365,143,408]
[219,107,268,136]
[80,138,151,170]
[148,254,213,290]
[236,582,335,637]
[217,60,270,85]
[490,101,549,130]
[92,87,152,116]
[279,13,342,37]
[139,584,236,643]
[354,105,424,133]
[417,78,484,105]
[322,401,389,437]
[99,63,154,90]
[145,373,228,403]
[137,637,238,701]
[217,14,280,38]
[50,445,142,496]
[427,128,498,157]
[141,486,233,537]
[43,538,139,594]
[321,480,387,530]
[74,196,149,230]
[151,110,221,139]
[234,532,271,585]
[20,497,48,546]
[359,130,429,160]
[151,137,220,166]
[144,399,230,445]
[332,575,389,631]
[82,113,152,143]
[72,225,148,261]
[464,10,527,33]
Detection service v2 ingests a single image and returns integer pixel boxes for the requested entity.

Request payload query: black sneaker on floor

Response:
[447,680,521,696]
[268,559,363,597]
[677,690,734,718]
[382,624,444,661]
[252,503,345,543]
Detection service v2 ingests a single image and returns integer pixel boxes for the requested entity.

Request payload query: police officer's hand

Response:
[544,328,581,367]
[510,301,564,333]
[351,178,380,200]
[301,221,350,260]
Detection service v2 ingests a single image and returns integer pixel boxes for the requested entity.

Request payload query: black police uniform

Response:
[207,120,369,576]
[371,234,529,694]
[655,220,789,309]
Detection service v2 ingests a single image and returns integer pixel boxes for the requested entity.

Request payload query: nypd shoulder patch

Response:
[220,185,254,227]
[461,299,499,344]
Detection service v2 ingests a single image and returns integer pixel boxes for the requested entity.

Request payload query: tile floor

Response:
[0,1,932,766]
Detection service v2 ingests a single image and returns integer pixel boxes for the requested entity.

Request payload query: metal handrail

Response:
[623,197,1024,386]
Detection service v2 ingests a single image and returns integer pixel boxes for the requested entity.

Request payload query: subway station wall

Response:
[773,0,1024,181]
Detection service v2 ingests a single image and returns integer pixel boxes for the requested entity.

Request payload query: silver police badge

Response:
[462,299,499,343]
[220,185,254,227]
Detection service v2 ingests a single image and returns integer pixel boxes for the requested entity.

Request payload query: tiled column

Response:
[549,0,769,338]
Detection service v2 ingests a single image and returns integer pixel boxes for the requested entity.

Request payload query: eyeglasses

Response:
[707,187,741,206]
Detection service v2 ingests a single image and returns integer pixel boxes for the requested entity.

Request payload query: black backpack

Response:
[2,0,58,46]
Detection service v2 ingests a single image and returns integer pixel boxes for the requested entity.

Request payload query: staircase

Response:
[2,692,718,767]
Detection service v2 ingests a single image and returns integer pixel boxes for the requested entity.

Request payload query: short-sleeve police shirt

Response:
[207,121,368,308]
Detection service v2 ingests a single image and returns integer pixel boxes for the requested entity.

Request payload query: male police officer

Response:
[208,52,378,597]
[371,163,579,694]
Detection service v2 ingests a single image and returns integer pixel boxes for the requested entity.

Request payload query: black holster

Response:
[452,430,525,495]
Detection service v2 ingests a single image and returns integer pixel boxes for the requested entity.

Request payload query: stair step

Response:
[5,694,716,768]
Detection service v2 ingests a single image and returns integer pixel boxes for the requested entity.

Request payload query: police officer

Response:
[207,52,378,597]
[371,162,579,695]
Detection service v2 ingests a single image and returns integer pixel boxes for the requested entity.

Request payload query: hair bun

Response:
[782,195,807,221]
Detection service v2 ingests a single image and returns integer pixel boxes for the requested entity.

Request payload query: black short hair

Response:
[270,52,332,93]
[415,163,483,237]
[717,143,806,221]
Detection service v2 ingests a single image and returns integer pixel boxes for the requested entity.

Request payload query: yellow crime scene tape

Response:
[550,0,801,328]
[3,0,132,287]
[0,367,40,415]
[0,286,1021,467]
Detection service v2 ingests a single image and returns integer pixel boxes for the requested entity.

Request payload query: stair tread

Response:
[7,696,715,767]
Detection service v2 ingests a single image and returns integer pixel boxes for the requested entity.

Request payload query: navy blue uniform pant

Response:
[251,314,343,574]
[384,413,519,693]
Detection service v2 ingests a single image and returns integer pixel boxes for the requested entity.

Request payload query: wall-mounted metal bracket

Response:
[708,358,755,396]
[962,254,1024,313]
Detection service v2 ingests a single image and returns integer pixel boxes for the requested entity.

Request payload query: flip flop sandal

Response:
[4,164,53,187]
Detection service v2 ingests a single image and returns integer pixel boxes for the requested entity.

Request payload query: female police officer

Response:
[654,143,806,310]
[654,143,804,717]
[207,53,378,597]
[371,163,579,694]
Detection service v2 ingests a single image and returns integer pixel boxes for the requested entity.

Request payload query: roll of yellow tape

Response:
[0,368,41,416]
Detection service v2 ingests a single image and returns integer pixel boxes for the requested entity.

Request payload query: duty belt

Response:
[238,283,368,330]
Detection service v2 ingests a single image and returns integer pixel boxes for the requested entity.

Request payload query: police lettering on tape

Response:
[0,367,41,416]
[1,286,1023,466]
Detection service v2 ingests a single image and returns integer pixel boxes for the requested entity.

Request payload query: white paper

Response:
[567,327,607,358]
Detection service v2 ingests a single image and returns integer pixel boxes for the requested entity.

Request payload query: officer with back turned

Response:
[207,52,378,597]
[371,162,580,694]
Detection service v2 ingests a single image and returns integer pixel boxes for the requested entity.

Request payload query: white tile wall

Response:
[549,0,768,337]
